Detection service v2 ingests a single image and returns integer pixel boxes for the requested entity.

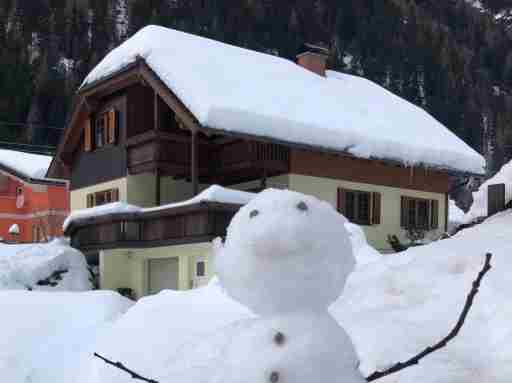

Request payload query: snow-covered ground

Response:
[85,210,511,383]
[3,189,511,382]
[0,238,92,291]
[0,291,133,383]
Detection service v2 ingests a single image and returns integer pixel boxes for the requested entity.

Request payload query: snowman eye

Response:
[249,209,259,219]
[296,201,308,212]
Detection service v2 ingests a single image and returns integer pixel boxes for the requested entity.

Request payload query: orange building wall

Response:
[0,175,69,243]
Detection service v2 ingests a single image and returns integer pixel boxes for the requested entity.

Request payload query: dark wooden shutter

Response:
[107,109,117,144]
[112,188,120,202]
[84,119,92,152]
[86,193,94,208]
[400,196,408,228]
[337,188,347,215]
[372,192,381,225]
[430,199,439,229]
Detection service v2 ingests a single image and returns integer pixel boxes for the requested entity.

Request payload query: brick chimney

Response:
[296,43,329,77]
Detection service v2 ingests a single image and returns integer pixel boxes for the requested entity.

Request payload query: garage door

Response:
[148,258,179,294]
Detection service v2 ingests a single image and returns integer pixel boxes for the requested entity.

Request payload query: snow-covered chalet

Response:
[48,26,485,299]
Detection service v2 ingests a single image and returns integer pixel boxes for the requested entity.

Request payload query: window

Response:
[401,197,439,230]
[16,186,23,196]
[85,108,118,152]
[196,261,206,277]
[95,113,106,148]
[86,188,119,208]
[338,188,381,226]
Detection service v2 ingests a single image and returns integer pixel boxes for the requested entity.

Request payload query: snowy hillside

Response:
[0,238,92,291]
[79,209,511,383]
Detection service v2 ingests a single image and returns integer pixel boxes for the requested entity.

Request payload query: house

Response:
[48,26,485,298]
[0,149,69,243]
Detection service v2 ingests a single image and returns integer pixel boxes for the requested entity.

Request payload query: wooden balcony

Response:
[67,202,240,252]
[126,130,290,185]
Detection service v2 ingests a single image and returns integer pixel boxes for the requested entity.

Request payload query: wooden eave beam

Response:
[138,62,203,134]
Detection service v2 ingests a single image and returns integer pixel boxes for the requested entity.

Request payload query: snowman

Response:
[213,189,365,383]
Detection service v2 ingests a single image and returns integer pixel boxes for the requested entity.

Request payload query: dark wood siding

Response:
[290,149,450,194]
[70,95,127,190]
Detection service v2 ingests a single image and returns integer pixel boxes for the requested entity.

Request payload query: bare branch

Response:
[93,353,160,383]
[366,252,493,382]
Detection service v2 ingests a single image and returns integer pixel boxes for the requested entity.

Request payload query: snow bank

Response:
[448,200,466,233]
[464,160,512,222]
[0,238,92,291]
[64,185,255,232]
[88,210,512,383]
[82,26,485,175]
[0,290,133,383]
[0,149,53,180]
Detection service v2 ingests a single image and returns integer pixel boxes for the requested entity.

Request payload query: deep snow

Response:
[0,291,133,383]
[85,209,511,383]
[0,238,92,291]
[82,26,485,174]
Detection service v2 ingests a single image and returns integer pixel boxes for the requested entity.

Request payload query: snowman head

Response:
[214,189,355,316]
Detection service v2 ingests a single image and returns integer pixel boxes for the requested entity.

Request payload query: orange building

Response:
[0,149,69,243]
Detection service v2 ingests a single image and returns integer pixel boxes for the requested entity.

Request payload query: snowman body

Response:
[213,189,366,383]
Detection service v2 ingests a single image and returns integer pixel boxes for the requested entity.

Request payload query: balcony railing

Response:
[67,201,240,252]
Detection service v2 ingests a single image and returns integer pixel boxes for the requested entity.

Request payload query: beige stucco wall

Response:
[100,242,213,299]
[228,175,290,191]
[288,174,446,251]
[71,177,128,210]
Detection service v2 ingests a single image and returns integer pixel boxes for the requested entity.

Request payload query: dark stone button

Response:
[297,201,308,211]
[274,332,285,346]
[269,371,280,383]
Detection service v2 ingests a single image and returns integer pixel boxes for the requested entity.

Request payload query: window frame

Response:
[86,188,120,208]
[344,190,372,226]
[401,196,438,230]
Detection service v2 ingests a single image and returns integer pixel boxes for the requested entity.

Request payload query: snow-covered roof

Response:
[63,185,255,231]
[82,25,485,175]
[0,149,53,180]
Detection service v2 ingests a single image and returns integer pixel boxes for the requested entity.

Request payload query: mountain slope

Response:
[2,0,512,173]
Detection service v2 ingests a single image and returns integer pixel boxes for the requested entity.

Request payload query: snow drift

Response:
[0,291,133,383]
[0,238,92,291]
[86,209,511,383]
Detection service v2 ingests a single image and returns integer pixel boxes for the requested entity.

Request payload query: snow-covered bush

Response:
[0,238,92,291]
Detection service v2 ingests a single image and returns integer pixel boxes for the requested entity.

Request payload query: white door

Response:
[148,258,179,294]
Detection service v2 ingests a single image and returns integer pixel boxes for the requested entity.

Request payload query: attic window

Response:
[85,109,118,152]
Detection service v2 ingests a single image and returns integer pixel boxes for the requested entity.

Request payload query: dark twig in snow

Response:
[366,252,493,382]
[93,352,160,383]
